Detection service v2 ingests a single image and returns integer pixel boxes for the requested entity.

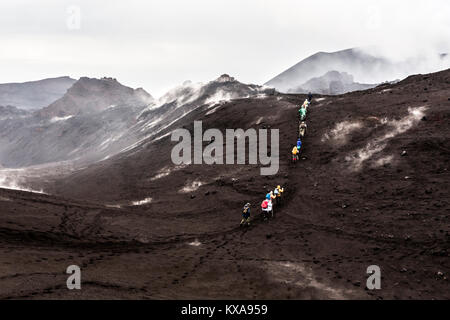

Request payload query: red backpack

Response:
[261,200,268,209]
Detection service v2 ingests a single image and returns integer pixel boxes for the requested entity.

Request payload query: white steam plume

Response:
[322,121,363,145]
[0,169,45,193]
[346,106,427,170]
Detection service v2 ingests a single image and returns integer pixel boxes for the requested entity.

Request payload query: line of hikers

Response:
[240,93,313,227]
[292,93,312,163]
[240,184,285,227]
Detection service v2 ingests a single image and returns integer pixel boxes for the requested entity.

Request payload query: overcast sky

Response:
[1,0,449,97]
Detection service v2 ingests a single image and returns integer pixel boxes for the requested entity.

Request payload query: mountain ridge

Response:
[0,76,76,110]
[266,47,450,94]
[37,77,154,119]
[0,74,273,168]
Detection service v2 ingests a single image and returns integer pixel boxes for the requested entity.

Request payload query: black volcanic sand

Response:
[0,70,449,299]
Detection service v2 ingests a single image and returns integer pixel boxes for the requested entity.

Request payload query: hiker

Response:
[273,185,283,206]
[270,190,276,205]
[261,199,270,221]
[273,187,279,205]
[276,185,284,203]
[298,106,307,121]
[297,138,302,152]
[299,121,307,138]
[267,199,274,219]
[277,185,284,195]
[308,92,312,103]
[292,145,299,163]
[303,99,309,110]
[240,203,251,226]
[304,101,310,113]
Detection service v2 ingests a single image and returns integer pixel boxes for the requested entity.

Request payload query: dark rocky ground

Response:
[0,69,449,299]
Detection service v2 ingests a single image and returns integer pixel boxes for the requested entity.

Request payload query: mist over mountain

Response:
[138,74,274,126]
[0,74,273,168]
[0,77,76,110]
[0,105,30,120]
[288,71,377,95]
[0,77,154,168]
[266,48,450,94]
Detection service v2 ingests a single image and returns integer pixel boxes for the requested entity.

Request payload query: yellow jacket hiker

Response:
[292,146,299,162]
[277,185,284,196]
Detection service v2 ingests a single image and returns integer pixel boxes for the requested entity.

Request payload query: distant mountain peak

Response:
[215,74,236,83]
[266,47,450,94]
[37,77,154,119]
[289,70,376,95]
[320,70,355,84]
[265,47,386,93]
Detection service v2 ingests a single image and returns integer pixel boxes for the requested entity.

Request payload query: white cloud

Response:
[0,0,449,97]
